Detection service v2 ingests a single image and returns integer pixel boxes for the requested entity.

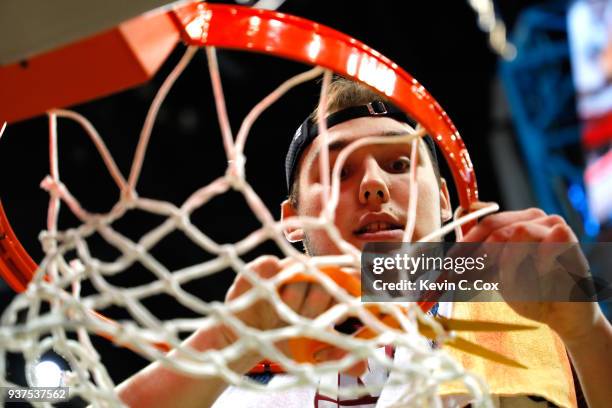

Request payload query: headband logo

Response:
[366,101,388,116]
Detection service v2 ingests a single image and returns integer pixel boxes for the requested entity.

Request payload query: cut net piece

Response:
[0,4,501,407]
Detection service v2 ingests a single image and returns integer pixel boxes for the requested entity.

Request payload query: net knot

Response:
[225,153,246,190]
[219,244,239,263]
[113,321,138,349]
[40,175,63,197]
[39,230,59,254]
[120,188,139,204]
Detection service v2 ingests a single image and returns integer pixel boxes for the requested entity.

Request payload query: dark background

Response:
[0,0,585,398]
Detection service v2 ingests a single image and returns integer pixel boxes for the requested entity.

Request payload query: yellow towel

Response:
[439,302,577,408]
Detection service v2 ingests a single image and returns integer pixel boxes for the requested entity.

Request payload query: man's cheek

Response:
[415,187,442,227]
[416,182,438,209]
[391,178,412,199]
[302,188,325,215]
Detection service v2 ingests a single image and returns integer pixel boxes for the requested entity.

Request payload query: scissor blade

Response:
[445,336,527,369]
[434,316,537,332]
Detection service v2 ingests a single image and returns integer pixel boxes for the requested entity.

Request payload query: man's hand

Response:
[225,255,367,375]
[460,208,599,344]
[226,256,335,332]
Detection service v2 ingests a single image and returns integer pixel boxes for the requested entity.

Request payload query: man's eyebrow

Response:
[307,130,411,170]
[380,130,408,137]
[328,130,410,151]
[307,140,348,169]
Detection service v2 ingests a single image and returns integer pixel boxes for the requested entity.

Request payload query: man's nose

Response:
[359,158,389,206]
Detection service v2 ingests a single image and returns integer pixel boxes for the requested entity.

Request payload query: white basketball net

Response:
[0,45,500,407]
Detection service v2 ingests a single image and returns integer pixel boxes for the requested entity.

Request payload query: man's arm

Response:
[462,208,612,407]
[560,307,612,408]
[116,324,261,408]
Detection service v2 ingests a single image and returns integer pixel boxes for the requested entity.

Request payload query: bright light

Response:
[356,56,396,96]
[247,16,262,37]
[269,19,282,28]
[346,53,358,76]
[184,10,212,41]
[33,360,63,387]
[307,34,321,60]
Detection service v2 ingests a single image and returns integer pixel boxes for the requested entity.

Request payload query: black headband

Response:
[285,100,438,191]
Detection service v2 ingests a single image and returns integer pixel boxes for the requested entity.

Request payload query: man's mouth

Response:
[355,221,404,234]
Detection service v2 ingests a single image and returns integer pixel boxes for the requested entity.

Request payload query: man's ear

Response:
[281,199,304,242]
[439,178,452,222]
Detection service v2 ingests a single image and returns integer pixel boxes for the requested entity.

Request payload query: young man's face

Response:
[282,117,451,255]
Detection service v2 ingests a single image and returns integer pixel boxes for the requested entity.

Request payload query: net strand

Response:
[127,46,198,193]
[50,109,128,192]
[206,47,237,164]
[403,136,420,242]
[316,70,333,207]
[234,66,325,154]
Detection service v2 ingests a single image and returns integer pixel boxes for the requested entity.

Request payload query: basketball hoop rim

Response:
[0,2,479,296]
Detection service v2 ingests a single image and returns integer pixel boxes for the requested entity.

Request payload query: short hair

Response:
[289,77,441,208]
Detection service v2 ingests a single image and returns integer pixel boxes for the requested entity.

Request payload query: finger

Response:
[227,255,281,300]
[461,217,562,277]
[497,223,560,301]
[482,221,551,283]
[495,222,551,280]
[456,215,563,262]
[536,223,577,273]
[498,239,541,302]
[483,219,555,244]
[541,221,577,243]
[300,283,334,319]
[537,224,589,299]
[461,208,547,243]
[280,281,309,315]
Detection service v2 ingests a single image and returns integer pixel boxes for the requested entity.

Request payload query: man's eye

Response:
[388,157,410,173]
